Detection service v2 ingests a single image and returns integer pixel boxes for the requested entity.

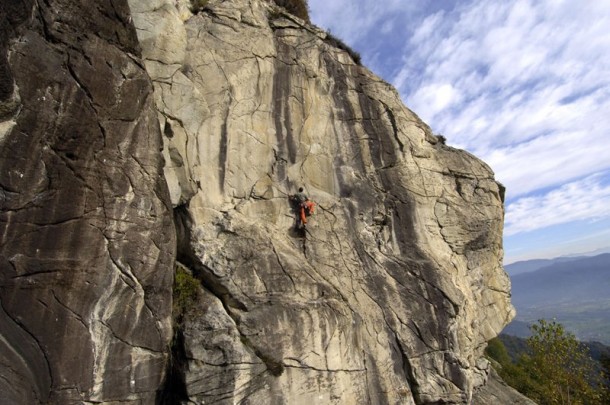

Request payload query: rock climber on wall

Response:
[290,187,315,229]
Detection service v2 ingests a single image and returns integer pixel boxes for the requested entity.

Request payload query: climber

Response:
[290,187,315,228]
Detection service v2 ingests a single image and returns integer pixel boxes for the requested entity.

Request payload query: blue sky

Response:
[308,0,610,264]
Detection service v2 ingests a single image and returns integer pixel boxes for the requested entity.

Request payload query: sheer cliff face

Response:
[129,0,514,403]
[0,0,516,404]
[0,0,175,403]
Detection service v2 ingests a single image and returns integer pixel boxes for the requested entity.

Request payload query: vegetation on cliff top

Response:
[324,31,362,65]
[267,0,361,64]
[271,0,310,22]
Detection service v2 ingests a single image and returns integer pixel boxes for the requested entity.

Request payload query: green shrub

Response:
[325,31,362,65]
[601,354,610,403]
[173,266,200,322]
[190,0,209,13]
[485,337,511,365]
[271,0,310,22]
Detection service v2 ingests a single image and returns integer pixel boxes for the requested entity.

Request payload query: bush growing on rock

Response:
[271,0,310,22]
[190,0,209,13]
[324,31,362,65]
[173,265,200,323]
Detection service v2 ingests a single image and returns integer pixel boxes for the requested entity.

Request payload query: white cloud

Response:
[308,0,416,45]
[479,81,610,199]
[409,83,461,118]
[308,0,430,78]
[410,11,446,46]
[390,0,610,202]
[309,0,610,243]
[504,173,610,236]
[399,1,610,129]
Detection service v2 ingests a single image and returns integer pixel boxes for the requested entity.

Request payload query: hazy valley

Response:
[504,253,610,344]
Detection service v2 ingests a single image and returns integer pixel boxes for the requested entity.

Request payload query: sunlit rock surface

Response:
[129,0,514,403]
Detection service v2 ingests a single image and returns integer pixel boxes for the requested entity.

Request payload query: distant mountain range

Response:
[504,246,610,276]
[503,253,610,344]
[505,256,581,276]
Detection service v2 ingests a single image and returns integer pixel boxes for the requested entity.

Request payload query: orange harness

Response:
[300,201,315,224]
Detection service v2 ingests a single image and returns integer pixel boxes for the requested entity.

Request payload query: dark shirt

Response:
[295,192,307,204]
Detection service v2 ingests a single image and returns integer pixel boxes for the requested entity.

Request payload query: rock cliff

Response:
[0,0,529,403]
[0,0,175,403]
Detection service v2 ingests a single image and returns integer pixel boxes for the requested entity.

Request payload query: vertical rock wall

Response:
[129,0,515,404]
[0,0,175,403]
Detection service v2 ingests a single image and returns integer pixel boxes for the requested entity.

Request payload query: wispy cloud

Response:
[393,0,610,200]
[309,0,610,247]
[308,0,364,39]
[308,0,428,76]
[308,0,412,43]
[504,172,610,236]
[485,129,610,198]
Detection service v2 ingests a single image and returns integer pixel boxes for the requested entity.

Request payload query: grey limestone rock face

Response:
[0,0,175,403]
[128,0,516,404]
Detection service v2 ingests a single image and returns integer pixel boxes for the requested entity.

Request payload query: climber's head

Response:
[298,187,303,192]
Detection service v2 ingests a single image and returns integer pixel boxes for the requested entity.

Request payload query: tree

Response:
[516,320,604,405]
[486,337,511,365]
[601,353,610,404]
[486,337,534,396]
